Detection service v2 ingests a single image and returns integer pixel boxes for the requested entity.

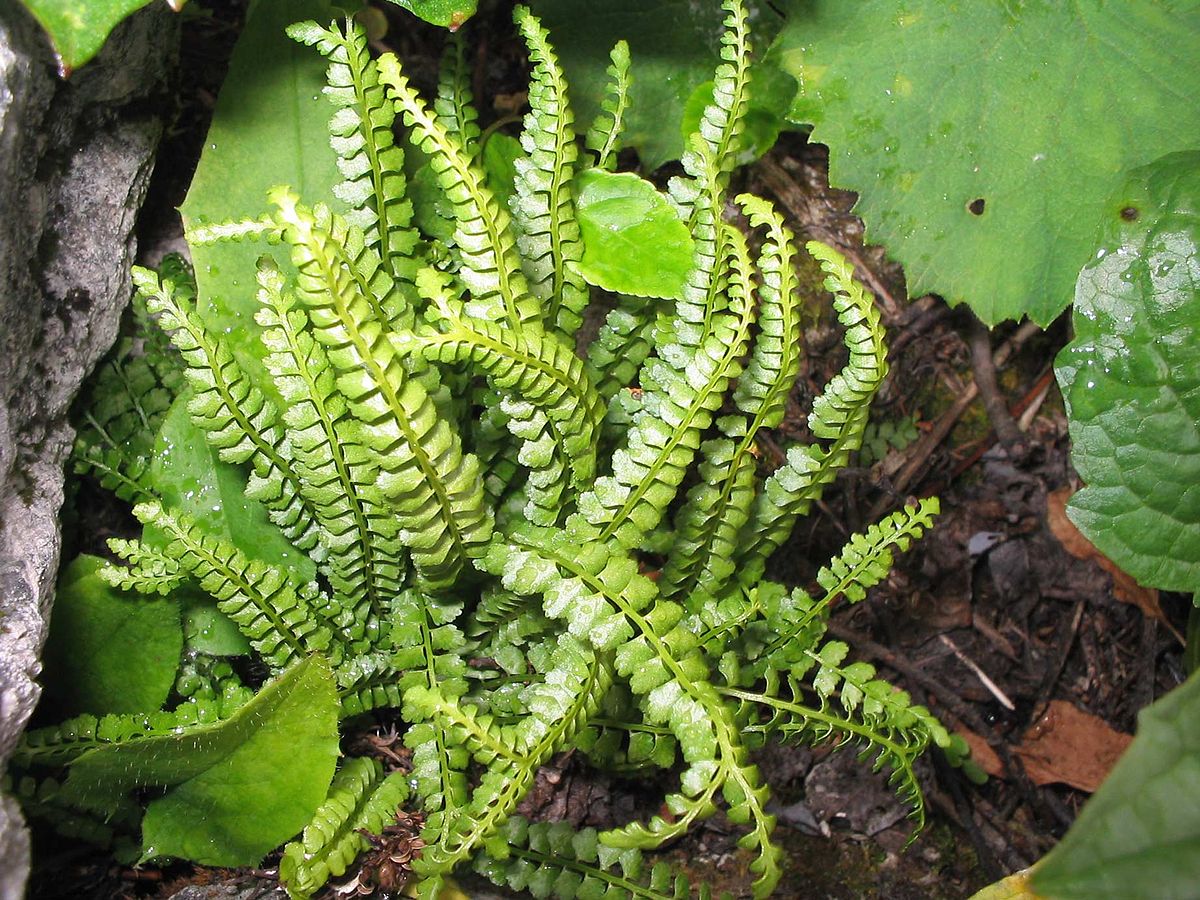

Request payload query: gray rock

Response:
[0,4,176,897]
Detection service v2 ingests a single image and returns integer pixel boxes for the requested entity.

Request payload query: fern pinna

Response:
[18,3,950,898]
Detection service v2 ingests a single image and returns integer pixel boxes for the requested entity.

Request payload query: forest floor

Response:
[25,2,1193,898]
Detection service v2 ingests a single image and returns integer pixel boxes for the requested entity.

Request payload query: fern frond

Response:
[481,530,781,897]
[434,32,481,159]
[280,757,410,900]
[696,0,752,179]
[585,301,656,405]
[377,53,537,329]
[127,501,341,671]
[475,818,720,899]
[102,539,184,595]
[414,636,610,882]
[272,193,492,589]
[658,437,756,603]
[732,194,803,431]
[734,240,888,580]
[184,215,280,246]
[585,40,632,171]
[756,499,940,673]
[574,225,755,550]
[511,5,588,336]
[132,267,322,554]
[288,18,419,285]
[256,261,405,637]
[724,664,945,833]
[397,267,603,524]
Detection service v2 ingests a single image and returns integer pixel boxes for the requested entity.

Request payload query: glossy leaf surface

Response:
[775,1,1200,325]
[19,0,157,75]
[574,169,693,299]
[1030,671,1200,899]
[63,656,339,866]
[1056,152,1200,593]
[41,555,181,717]
[179,0,343,372]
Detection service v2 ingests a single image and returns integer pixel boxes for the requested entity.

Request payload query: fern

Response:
[28,5,950,899]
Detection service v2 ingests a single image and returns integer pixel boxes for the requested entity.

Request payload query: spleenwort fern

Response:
[22,4,950,899]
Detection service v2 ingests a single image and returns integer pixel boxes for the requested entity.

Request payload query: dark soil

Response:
[26,1,1193,898]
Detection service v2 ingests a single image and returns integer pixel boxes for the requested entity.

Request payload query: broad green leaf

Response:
[574,169,693,299]
[62,656,340,866]
[775,1,1200,325]
[179,0,344,374]
[380,0,475,29]
[181,591,253,657]
[532,0,787,171]
[1029,670,1200,899]
[41,555,181,717]
[18,0,159,75]
[147,393,317,583]
[1055,153,1200,593]
[483,131,523,212]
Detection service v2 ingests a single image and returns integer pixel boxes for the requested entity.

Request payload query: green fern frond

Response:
[511,5,588,336]
[732,195,803,430]
[756,499,940,673]
[733,240,889,581]
[696,0,752,179]
[585,40,632,171]
[288,18,419,284]
[271,193,492,589]
[132,267,322,553]
[435,32,481,159]
[377,53,537,330]
[102,539,184,595]
[475,818,721,899]
[585,301,656,405]
[125,501,341,671]
[256,261,405,637]
[279,756,410,900]
[574,225,755,550]
[397,267,603,524]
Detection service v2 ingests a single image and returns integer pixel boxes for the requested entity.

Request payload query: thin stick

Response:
[939,634,1016,711]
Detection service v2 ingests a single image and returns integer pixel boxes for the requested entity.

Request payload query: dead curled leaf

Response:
[957,701,1132,793]
[1045,487,1182,643]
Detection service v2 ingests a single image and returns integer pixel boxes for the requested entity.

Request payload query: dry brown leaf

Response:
[1014,700,1132,793]
[957,728,1004,779]
[1046,487,1181,643]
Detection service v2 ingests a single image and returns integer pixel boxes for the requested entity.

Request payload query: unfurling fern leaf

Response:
[31,4,949,898]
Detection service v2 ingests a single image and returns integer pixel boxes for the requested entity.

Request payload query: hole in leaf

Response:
[1120,206,1139,222]
[967,198,986,216]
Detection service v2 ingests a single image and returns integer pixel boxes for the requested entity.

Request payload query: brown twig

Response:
[869,320,1041,520]
[969,315,1026,449]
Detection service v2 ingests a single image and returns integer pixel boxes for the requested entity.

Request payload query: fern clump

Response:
[18,3,949,898]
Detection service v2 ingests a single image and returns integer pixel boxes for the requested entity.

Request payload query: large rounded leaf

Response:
[1056,152,1200,593]
[775,2,1200,325]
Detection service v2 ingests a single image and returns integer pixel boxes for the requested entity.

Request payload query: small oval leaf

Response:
[575,169,694,300]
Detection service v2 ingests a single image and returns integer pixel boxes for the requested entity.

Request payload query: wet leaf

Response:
[1030,671,1200,899]
[775,2,1200,325]
[19,0,159,75]
[574,169,693,299]
[41,555,181,717]
[1055,152,1200,593]
[62,656,340,866]
[381,0,475,29]
[180,0,344,386]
